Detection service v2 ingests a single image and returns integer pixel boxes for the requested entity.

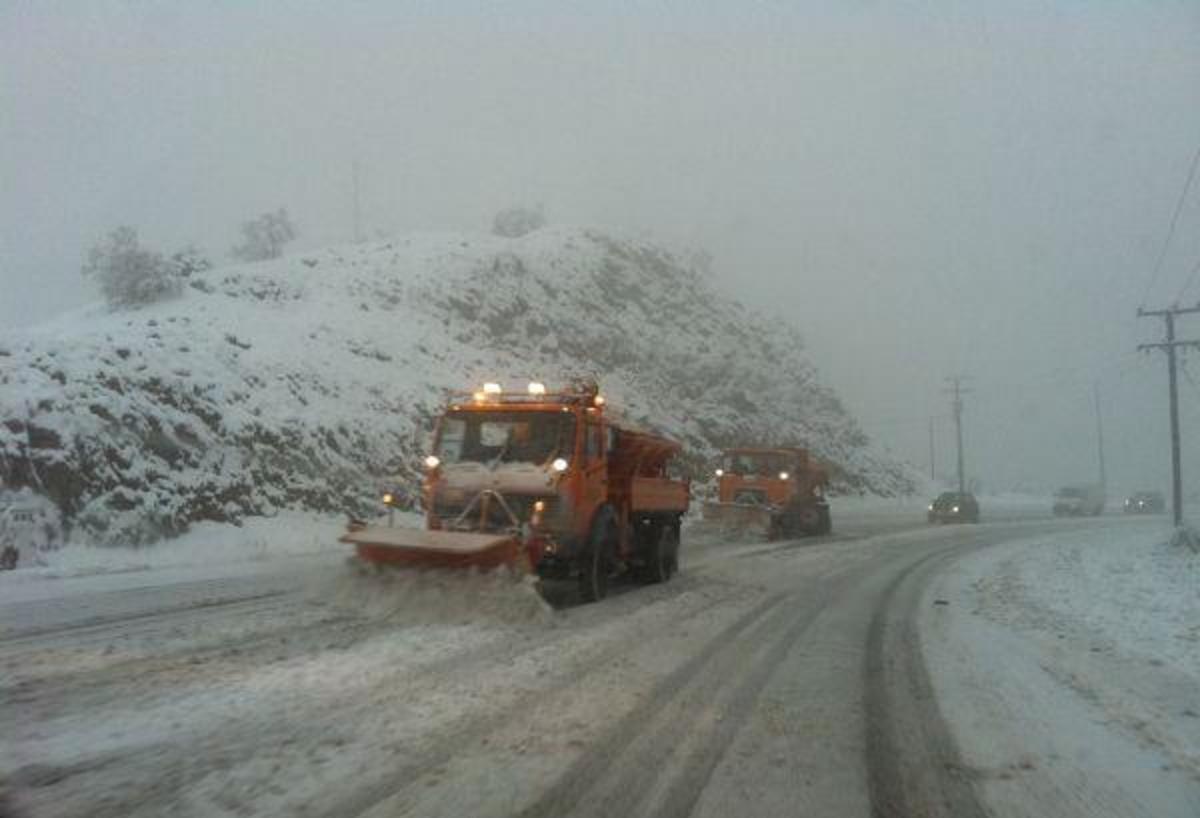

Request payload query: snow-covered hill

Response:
[0,226,913,544]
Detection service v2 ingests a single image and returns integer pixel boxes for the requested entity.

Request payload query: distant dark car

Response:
[1124,491,1165,514]
[928,492,980,524]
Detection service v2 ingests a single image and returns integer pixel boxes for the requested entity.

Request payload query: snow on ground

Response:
[1,226,912,549]
[923,518,1200,817]
[0,510,426,602]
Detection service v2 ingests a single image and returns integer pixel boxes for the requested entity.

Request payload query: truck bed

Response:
[630,476,690,513]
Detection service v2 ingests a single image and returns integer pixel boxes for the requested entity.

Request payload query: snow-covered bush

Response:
[168,245,213,278]
[492,205,545,238]
[231,208,296,261]
[82,226,181,308]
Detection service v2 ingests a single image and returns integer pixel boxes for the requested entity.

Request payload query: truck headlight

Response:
[552,458,569,472]
[424,455,441,469]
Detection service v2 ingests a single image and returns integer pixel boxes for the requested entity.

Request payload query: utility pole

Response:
[928,417,936,482]
[1093,382,1107,491]
[1138,303,1200,526]
[944,376,972,495]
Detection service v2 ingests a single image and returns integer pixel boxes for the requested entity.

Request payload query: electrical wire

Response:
[1174,253,1200,306]
[1142,139,1200,307]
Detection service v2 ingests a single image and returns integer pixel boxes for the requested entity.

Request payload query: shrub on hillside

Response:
[231,208,297,261]
[492,205,546,238]
[82,226,181,308]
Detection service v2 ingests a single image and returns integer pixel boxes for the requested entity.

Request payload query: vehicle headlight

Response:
[715,468,724,477]
[779,471,789,480]
[951,505,960,513]
[424,455,440,469]
[928,504,934,511]
[552,457,569,472]
[382,493,395,505]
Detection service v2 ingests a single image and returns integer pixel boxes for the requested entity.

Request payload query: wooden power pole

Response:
[1138,303,1200,526]
[944,376,972,495]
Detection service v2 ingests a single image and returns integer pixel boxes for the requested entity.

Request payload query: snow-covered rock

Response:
[0,226,913,544]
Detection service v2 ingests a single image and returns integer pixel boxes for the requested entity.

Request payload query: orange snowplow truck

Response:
[341,381,689,601]
[703,447,831,539]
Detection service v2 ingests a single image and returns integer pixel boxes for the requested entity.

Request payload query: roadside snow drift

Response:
[0,226,911,544]
[923,521,1200,817]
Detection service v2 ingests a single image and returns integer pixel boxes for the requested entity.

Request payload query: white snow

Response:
[923,519,1200,817]
[1,225,913,548]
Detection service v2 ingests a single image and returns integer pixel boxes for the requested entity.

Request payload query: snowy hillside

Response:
[0,226,913,544]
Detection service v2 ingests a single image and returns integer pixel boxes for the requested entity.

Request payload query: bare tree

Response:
[492,205,546,238]
[82,226,181,308]
[231,208,296,261]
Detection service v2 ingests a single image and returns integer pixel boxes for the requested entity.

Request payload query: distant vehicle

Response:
[927,491,980,524]
[702,446,831,539]
[1123,491,1165,514]
[1053,485,1105,517]
[0,504,54,569]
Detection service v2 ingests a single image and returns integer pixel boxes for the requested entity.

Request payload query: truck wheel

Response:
[580,508,617,603]
[766,515,783,541]
[0,546,17,571]
[643,524,676,584]
[816,506,832,536]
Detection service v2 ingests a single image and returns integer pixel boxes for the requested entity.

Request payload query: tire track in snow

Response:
[7,578,752,818]
[864,539,990,818]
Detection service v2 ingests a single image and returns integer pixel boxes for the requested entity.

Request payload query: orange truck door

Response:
[579,420,608,527]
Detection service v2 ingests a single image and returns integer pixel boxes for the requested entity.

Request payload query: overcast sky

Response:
[3,1,1200,494]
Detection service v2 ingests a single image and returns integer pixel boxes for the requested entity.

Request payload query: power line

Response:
[1174,253,1200,306]
[1142,139,1200,307]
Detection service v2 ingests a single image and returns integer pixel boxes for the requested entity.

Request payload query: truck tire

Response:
[816,506,832,536]
[580,507,617,603]
[643,522,677,584]
[0,546,17,571]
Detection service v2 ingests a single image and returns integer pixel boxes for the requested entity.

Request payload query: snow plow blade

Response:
[700,501,775,538]
[340,527,522,571]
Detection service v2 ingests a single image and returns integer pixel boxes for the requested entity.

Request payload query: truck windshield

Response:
[436,411,576,466]
[723,453,791,476]
[1056,488,1083,498]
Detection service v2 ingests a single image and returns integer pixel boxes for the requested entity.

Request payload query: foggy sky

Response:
[3,1,1200,495]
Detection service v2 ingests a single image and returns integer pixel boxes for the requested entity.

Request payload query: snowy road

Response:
[0,511,1171,817]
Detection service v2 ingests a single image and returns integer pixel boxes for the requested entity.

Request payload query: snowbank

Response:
[923,520,1200,816]
[0,510,419,592]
